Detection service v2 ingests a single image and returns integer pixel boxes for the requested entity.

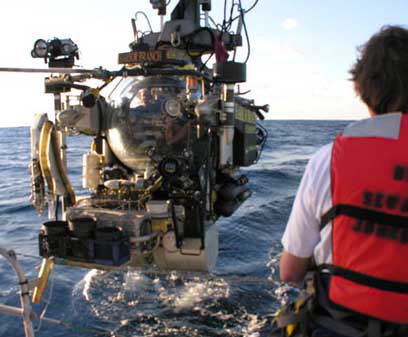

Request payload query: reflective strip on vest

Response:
[329,113,408,324]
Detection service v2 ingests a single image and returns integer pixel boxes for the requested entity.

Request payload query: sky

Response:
[0,1,408,126]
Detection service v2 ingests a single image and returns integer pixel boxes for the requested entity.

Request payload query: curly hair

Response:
[350,25,408,115]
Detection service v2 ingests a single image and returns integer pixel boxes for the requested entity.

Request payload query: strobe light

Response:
[31,39,48,58]
[31,38,79,68]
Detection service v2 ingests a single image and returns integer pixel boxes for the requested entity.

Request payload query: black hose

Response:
[170,200,182,248]
[55,196,59,221]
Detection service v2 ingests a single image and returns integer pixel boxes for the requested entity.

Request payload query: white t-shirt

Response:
[281,143,334,265]
[281,113,404,265]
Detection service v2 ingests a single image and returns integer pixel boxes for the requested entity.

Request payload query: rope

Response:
[38,316,125,337]
[15,252,276,284]
[15,253,41,259]
[33,274,54,332]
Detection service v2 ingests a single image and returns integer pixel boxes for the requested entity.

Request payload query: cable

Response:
[255,122,268,164]
[16,253,42,259]
[208,16,223,31]
[15,251,275,283]
[225,1,240,33]
[166,0,171,5]
[222,0,230,34]
[34,275,55,332]
[245,0,259,14]
[200,52,215,72]
[223,0,228,27]
[227,0,260,26]
[237,1,251,64]
[228,1,236,30]
[135,11,153,33]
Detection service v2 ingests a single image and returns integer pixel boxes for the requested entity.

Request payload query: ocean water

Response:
[0,120,351,337]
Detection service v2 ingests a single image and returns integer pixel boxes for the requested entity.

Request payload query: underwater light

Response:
[164,98,182,117]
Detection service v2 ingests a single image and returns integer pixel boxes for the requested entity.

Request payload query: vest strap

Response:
[315,270,352,321]
[310,314,366,337]
[321,264,408,294]
[320,204,408,230]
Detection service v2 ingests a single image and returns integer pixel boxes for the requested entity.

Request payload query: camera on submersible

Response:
[33,0,268,272]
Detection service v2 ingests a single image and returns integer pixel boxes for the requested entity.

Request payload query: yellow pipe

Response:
[32,258,54,305]
[50,125,76,206]
[39,121,54,195]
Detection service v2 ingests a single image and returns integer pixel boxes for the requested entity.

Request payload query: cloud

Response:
[241,36,368,120]
[282,18,299,30]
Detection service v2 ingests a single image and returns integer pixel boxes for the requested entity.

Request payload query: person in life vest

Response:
[278,25,408,337]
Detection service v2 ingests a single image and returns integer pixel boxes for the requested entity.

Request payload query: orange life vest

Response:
[321,113,408,324]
